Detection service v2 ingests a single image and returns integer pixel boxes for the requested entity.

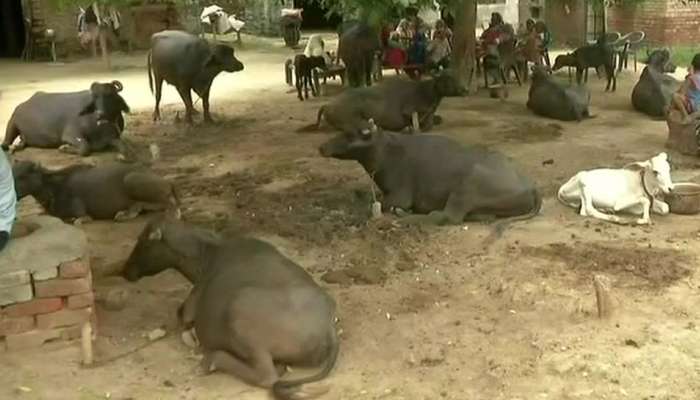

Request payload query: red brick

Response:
[66,292,94,309]
[4,329,61,351]
[2,298,63,318]
[59,259,90,278]
[0,315,34,336]
[34,278,91,298]
[36,308,91,330]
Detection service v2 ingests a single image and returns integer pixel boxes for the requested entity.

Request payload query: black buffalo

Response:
[337,21,381,88]
[319,120,541,226]
[631,49,680,118]
[3,81,130,157]
[147,30,244,124]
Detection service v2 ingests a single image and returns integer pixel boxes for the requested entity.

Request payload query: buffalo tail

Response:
[271,326,339,400]
[483,189,543,247]
[296,106,325,133]
[147,51,154,95]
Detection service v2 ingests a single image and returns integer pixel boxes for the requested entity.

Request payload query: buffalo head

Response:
[433,72,466,97]
[319,118,379,160]
[11,160,43,199]
[530,64,550,82]
[644,48,676,73]
[208,44,244,73]
[123,217,182,282]
[552,53,575,72]
[80,80,131,125]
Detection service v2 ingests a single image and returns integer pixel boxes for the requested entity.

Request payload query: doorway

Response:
[0,0,26,58]
[293,0,342,30]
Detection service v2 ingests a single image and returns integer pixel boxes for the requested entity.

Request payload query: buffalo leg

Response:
[59,135,91,157]
[153,74,164,122]
[114,201,168,221]
[2,119,20,150]
[202,88,214,124]
[203,349,278,388]
[175,86,195,124]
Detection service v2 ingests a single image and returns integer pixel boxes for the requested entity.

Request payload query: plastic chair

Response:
[619,31,645,72]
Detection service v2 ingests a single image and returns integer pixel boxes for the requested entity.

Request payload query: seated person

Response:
[535,21,552,66]
[480,12,513,46]
[427,19,452,70]
[0,150,17,252]
[670,54,700,122]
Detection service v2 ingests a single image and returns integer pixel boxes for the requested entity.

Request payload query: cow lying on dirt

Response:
[527,65,592,121]
[302,72,464,134]
[557,152,674,225]
[631,49,680,119]
[12,160,179,224]
[3,81,131,158]
[123,217,339,400]
[319,119,541,226]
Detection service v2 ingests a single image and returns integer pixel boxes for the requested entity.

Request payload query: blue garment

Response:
[0,151,17,234]
[687,73,700,112]
[407,32,427,65]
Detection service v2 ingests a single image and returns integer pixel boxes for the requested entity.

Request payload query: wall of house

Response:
[244,0,294,36]
[476,0,521,31]
[544,0,587,47]
[608,0,700,45]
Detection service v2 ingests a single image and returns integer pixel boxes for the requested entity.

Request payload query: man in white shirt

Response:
[0,151,16,252]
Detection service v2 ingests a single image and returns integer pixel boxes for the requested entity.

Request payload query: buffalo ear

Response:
[118,95,131,114]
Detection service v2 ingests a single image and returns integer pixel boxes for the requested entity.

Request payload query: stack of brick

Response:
[608,0,700,46]
[0,215,95,351]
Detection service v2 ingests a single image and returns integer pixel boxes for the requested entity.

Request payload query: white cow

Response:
[557,152,674,225]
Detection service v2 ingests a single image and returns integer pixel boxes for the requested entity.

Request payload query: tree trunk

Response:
[451,0,478,93]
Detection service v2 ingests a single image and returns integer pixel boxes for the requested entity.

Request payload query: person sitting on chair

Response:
[427,19,452,71]
[0,150,17,252]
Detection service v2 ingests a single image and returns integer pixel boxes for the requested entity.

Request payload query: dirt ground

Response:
[1,34,700,400]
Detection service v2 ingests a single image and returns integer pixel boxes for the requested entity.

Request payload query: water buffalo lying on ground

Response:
[552,38,616,92]
[631,49,680,119]
[12,160,179,224]
[2,81,131,158]
[147,30,245,124]
[319,120,541,227]
[337,21,381,88]
[123,217,339,400]
[527,65,592,121]
[303,72,464,134]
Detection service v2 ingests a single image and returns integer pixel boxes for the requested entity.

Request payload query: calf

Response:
[123,217,339,400]
[552,38,616,92]
[294,54,327,101]
[3,81,131,158]
[557,152,673,225]
[12,160,179,224]
[319,119,541,227]
[303,72,464,134]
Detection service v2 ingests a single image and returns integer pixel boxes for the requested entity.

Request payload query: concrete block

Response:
[66,292,94,309]
[3,298,63,318]
[36,308,91,329]
[4,329,61,351]
[34,278,90,298]
[0,284,33,307]
[0,270,30,289]
[32,266,58,281]
[59,258,90,278]
[0,315,35,336]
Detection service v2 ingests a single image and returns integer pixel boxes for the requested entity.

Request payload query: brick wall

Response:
[608,0,700,45]
[0,216,95,351]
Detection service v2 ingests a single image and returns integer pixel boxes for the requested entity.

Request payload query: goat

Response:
[557,152,674,225]
[294,54,327,101]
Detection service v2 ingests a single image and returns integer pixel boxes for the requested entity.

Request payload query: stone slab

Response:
[0,270,30,289]
[0,215,87,278]
[32,267,58,281]
[0,284,33,307]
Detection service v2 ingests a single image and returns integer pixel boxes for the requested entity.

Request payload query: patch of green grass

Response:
[670,46,700,68]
